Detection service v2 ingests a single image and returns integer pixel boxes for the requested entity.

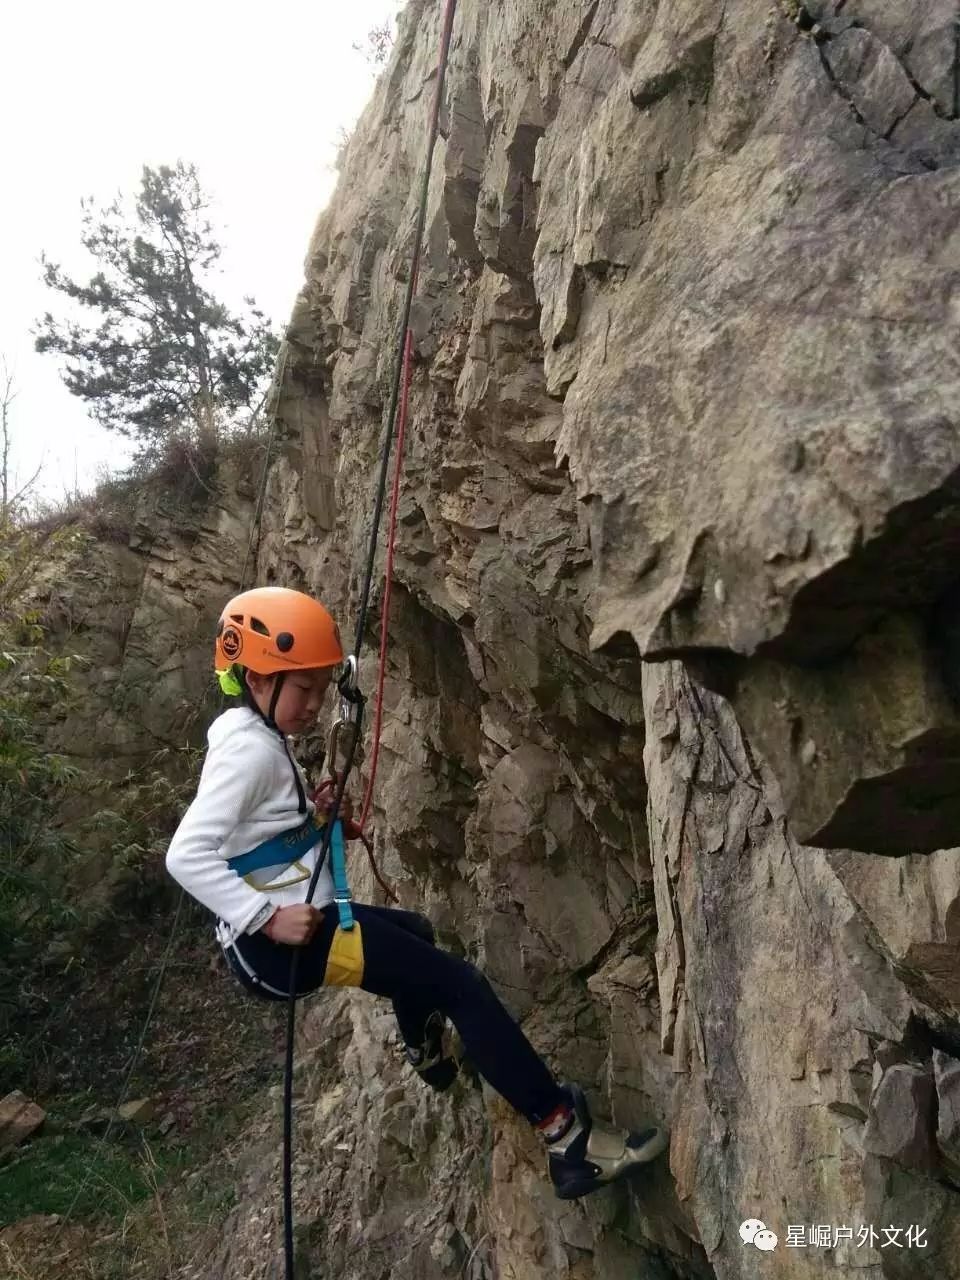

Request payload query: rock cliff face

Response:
[189,2,960,1277]
[18,465,256,911]
[32,466,255,766]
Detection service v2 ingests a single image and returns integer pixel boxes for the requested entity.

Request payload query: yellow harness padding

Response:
[323,922,365,987]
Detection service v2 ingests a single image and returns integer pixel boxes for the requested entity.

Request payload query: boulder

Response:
[0,1091,46,1149]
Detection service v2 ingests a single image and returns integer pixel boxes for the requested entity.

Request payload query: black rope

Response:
[282,690,364,1279]
[54,409,284,1246]
[59,336,285,1251]
[280,2,460,1274]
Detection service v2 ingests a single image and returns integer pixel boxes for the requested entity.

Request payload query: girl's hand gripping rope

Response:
[311,776,399,904]
[312,775,362,838]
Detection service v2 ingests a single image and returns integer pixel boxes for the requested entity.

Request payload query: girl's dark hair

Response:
[238,668,259,712]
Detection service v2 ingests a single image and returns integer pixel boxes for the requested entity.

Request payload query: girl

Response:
[166,586,668,1199]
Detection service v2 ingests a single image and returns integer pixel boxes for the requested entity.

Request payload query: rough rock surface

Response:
[128,1,960,1276]
[644,663,960,1278]
[11,464,257,921]
[264,0,960,857]
[25,463,255,769]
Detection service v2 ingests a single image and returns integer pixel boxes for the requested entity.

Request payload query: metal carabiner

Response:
[326,654,360,780]
[337,653,358,722]
[325,717,343,781]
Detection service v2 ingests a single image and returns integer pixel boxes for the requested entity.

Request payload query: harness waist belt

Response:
[226,814,324,877]
[227,814,354,931]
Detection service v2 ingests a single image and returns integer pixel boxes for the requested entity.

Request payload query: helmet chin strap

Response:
[246,670,307,815]
[267,671,286,728]
[243,669,286,732]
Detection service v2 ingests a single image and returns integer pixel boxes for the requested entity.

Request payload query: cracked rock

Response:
[862,1064,939,1173]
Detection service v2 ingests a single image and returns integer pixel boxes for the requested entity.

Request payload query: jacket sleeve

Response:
[165,737,274,935]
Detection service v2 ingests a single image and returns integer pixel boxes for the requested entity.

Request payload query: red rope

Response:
[282,6,459,1278]
[358,324,415,833]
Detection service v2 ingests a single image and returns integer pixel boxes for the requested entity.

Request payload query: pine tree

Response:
[35,162,279,457]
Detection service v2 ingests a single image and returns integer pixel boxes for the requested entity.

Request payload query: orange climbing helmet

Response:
[214,587,344,677]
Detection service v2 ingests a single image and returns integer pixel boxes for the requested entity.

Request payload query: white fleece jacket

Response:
[165,705,334,945]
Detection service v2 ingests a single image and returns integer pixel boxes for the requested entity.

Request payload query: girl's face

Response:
[247,667,335,735]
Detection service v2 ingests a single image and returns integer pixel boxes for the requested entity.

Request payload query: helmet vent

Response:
[250,616,270,636]
[229,613,244,623]
[276,631,294,653]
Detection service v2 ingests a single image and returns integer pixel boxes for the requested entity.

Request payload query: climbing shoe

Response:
[546,1084,669,1200]
[404,1012,459,1092]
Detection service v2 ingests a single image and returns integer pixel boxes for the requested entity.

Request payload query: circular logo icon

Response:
[221,625,243,661]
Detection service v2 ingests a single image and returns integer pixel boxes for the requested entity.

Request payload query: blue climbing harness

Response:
[227,816,354,930]
[328,819,354,930]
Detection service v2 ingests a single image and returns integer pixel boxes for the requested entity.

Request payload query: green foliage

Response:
[0,1132,173,1226]
[0,517,201,1092]
[77,748,202,879]
[0,524,91,950]
[35,161,280,459]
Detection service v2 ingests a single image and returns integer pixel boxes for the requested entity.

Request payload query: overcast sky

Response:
[1,0,399,500]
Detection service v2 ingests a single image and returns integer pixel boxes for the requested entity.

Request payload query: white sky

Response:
[1,0,399,501]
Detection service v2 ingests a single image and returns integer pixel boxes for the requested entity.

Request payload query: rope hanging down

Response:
[281,3,459,1276]
[350,0,457,664]
[56,398,282,1246]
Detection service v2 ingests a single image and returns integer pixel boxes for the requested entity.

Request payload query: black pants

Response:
[226,903,563,1125]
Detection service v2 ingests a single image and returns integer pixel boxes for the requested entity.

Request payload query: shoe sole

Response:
[553,1128,670,1201]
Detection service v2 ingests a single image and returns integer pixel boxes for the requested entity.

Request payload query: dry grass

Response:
[0,1111,256,1280]
[22,425,273,546]
[0,1175,231,1280]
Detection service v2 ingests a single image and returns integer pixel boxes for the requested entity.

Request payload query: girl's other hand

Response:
[263,905,324,945]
